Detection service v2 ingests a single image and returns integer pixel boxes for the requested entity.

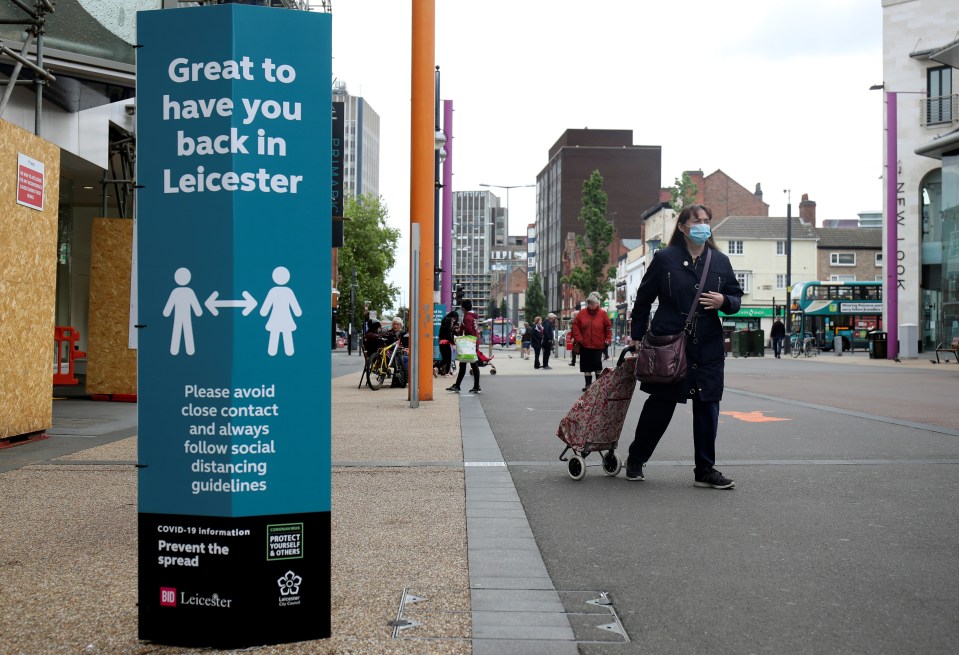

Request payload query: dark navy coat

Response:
[630,244,743,402]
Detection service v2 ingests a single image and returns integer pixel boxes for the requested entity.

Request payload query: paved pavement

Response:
[0,344,956,653]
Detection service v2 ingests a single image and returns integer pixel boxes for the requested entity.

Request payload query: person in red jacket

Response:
[571,292,612,391]
[447,299,482,394]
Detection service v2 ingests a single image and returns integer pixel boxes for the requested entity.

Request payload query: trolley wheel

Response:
[489,367,497,375]
[567,455,587,481]
[602,452,623,477]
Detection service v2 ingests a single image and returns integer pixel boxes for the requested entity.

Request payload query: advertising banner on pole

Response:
[136,5,331,647]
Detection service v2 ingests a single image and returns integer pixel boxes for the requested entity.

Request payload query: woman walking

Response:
[571,293,611,391]
[625,204,743,489]
[530,316,544,369]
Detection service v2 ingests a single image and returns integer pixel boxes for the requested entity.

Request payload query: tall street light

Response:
[479,183,536,233]
[784,189,792,353]
[479,182,535,323]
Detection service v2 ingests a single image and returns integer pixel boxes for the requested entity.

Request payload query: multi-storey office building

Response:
[882,0,959,352]
[453,190,505,317]
[331,79,380,199]
[535,129,661,313]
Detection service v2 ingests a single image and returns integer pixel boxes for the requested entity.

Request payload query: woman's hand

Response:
[699,291,725,311]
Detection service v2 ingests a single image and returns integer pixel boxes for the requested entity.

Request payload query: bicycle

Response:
[366,340,407,390]
[791,335,819,358]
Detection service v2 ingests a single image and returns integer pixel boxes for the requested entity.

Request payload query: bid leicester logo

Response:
[277,571,302,607]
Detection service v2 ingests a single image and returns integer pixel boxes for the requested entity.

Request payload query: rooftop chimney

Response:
[799,193,816,225]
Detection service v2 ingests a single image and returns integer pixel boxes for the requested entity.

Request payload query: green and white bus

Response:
[789,281,883,351]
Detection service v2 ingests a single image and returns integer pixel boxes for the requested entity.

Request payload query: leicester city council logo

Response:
[278,571,302,596]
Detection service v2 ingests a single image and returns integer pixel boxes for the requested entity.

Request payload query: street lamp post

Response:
[784,190,792,353]
[479,181,535,331]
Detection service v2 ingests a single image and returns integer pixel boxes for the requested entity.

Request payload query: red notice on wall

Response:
[17,152,44,211]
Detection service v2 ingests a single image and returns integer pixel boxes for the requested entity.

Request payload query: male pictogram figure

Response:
[163,267,202,356]
[260,266,302,356]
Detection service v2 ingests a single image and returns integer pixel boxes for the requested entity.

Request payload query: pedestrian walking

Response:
[541,313,557,369]
[571,292,612,391]
[438,310,459,375]
[624,204,744,489]
[771,317,786,359]
[447,299,482,394]
[521,322,532,360]
[568,311,579,366]
[530,316,544,369]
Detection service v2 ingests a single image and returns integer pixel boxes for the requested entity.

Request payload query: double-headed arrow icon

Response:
[205,291,257,316]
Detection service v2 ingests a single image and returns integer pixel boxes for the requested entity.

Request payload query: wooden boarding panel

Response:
[86,218,137,396]
[0,120,59,438]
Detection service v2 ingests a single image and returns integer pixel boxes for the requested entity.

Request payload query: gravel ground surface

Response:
[0,372,470,655]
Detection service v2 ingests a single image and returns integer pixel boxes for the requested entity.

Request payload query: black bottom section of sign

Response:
[138,511,330,648]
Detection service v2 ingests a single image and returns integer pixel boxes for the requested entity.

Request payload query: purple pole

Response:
[886,92,898,360]
[441,100,454,308]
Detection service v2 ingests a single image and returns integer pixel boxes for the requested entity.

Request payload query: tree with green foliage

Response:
[524,272,547,321]
[336,194,400,330]
[562,170,616,297]
[499,297,508,321]
[669,171,699,213]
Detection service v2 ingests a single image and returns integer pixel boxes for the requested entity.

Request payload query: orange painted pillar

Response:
[411,0,435,401]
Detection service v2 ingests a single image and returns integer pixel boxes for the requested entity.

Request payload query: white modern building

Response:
[881,0,959,353]
[331,79,380,199]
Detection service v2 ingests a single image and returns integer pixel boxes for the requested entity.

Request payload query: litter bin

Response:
[749,329,765,357]
[868,330,887,359]
[731,331,749,358]
[723,327,735,355]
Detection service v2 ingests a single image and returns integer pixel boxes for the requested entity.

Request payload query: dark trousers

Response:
[627,393,720,474]
[455,361,479,389]
[532,342,542,368]
[772,336,784,358]
[542,341,553,367]
[439,344,453,374]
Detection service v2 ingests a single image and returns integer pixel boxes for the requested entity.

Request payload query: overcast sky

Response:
[331,0,884,308]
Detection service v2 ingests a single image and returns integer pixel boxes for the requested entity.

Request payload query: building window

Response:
[735,271,750,293]
[926,66,953,125]
[776,274,786,289]
[830,274,856,282]
[728,240,744,255]
[875,252,882,267]
[776,241,785,255]
[830,252,856,266]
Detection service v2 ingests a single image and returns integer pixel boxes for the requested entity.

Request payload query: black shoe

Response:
[625,462,645,481]
[468,388,481,394]
[568,361,575,366]
[534,364,540,369]
[694,468,735,489]
[446,385,460,393]
[542,366,552,370]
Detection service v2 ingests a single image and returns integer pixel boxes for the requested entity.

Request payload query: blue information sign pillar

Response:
[136,5,331,648]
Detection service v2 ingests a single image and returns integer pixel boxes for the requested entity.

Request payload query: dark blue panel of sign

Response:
[137,4,331,520]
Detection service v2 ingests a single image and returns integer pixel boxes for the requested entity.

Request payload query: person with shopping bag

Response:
[571,292,612,391]
[447,299,482,394]
[624,204,743,489]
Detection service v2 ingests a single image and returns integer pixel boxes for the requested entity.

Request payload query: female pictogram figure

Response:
[163,267,202,356]
[260,266,302,356]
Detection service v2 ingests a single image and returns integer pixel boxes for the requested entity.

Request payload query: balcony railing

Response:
[921,94,958,127]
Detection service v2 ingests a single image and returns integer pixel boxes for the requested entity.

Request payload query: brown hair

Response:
[668,204,717,249]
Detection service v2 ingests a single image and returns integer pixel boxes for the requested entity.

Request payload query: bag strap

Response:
[684,248,713,333]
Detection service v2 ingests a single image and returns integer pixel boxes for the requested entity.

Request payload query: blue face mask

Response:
[687,224,711,245]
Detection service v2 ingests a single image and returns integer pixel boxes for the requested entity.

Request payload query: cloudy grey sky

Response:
[331,0,884,307]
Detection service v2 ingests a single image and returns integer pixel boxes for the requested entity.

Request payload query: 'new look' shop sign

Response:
[136,5,330,648]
